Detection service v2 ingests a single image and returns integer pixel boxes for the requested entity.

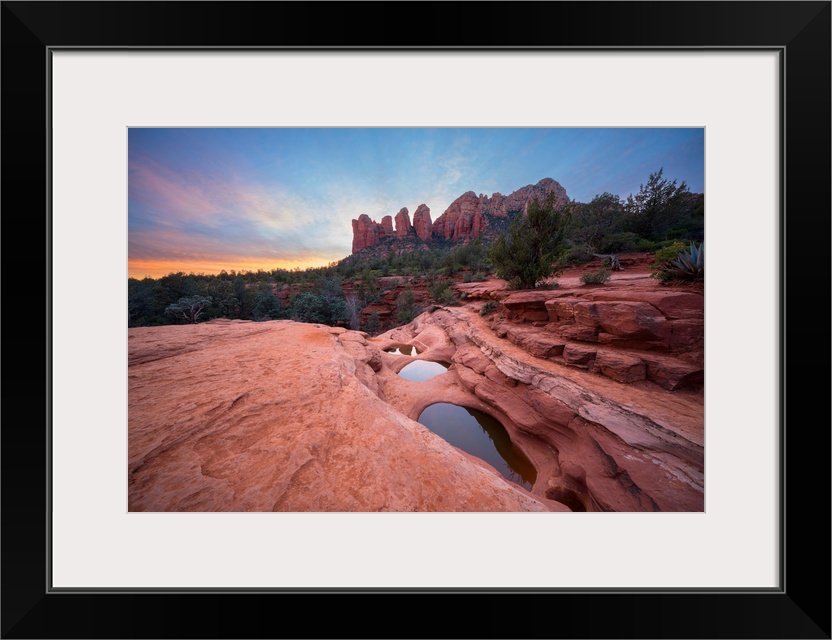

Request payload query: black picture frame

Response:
[2,2,829,638]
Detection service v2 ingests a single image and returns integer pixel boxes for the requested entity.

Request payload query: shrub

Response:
[364,312,381,335]
[290,292,348,326]
[664,241,704,281]
[562,245,595,265]
[479,300,498,316]
[428,278,456,305]
[652,241,687,268]
[652,241,704,283]
[463,271,488,283]
[599,231,641,254]
[636,238,659,252]
[580,267,611,285]
[438,289,457,305]
[395,289,423,324]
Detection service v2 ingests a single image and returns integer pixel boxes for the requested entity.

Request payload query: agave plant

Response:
[665,241,704,280]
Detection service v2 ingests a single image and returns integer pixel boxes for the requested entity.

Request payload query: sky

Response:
[128,128,704,279]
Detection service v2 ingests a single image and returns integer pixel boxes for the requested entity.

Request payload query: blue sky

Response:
[128,127,704,278]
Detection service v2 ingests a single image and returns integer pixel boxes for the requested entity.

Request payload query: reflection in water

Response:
[397,360,450,382]
[417,403,536,490]
[386,345,420,356]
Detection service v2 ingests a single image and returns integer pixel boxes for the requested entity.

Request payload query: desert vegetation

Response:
[488,192,572,289]
[580,267,612,285]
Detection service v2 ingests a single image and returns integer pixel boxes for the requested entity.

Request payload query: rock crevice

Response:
[384,291,703,512]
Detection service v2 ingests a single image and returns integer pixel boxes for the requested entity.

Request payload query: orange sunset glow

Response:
[128,255,342,280]
[129,128,705,281]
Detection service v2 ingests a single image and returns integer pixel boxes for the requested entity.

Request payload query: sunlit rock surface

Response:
[129,260,703,513]
[128,320,553,512]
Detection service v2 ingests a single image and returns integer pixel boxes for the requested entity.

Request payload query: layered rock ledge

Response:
[129,267,703,513]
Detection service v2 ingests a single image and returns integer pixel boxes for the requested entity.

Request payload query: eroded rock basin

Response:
[397,360,450,382]
[380,279,704,513]
[418,403,536,490]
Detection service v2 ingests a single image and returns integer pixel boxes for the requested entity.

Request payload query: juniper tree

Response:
[489,193,572,289]
[164,295,213,324]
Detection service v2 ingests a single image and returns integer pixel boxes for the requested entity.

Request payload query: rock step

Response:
[494,322,702,390]
[499,290,703,352]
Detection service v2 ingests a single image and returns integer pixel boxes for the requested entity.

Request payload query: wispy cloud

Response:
[128,127,704,278]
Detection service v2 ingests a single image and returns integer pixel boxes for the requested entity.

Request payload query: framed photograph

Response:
[3,2,829,638]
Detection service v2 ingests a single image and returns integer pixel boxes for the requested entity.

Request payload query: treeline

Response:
[128,237,491,329]
[563,168,703,261]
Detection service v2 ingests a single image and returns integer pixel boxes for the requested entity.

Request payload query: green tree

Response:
[624,168,693,240]
[318,275,344,302]
[364,312,381,335]
[290,292,348,326]
[231,276,255,319]
[357,268,379,304]
[569,192,626,252]
[128,277,157,326]
[395,288,422,324]
[428,278,456,305]
[488,193,572,289]
[252,285,285,321]
[164,295,213,324]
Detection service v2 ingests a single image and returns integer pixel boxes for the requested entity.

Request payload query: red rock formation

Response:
[494,177,569,217]
[430,178,570,242]
[394,207,412,237]
[381,215,394,236]
[413,204,432,241]
[433,191,480,241]
[351,214,386,253]
[350,178,570,254]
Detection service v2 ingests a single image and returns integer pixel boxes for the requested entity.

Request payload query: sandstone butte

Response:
[128,261,704,513]
[351,177,569,253]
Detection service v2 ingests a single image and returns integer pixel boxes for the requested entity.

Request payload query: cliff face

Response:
[394,207,412,237]
[351,178,569,254]
[351,214,386,254]
[432,178,569,242]
[413,204,432,242]
[351,207,421,252]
